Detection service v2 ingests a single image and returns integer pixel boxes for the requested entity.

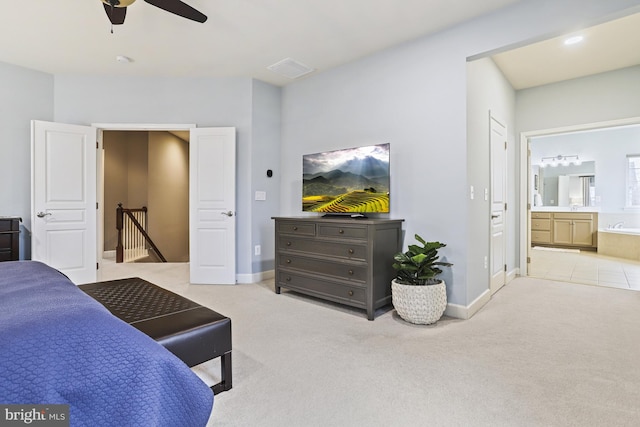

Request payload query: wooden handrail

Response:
[116,203,167,263]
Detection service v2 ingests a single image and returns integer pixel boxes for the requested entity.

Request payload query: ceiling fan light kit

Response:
[100,0,207,26]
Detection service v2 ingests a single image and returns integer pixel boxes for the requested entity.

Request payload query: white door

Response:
[490,115,507,294]
[189,127,236,284]
[31,120,97,284]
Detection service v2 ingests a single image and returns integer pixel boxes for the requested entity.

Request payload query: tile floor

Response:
[528,246,640,290]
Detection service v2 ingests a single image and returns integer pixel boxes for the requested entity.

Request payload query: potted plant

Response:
[391,234,453,325]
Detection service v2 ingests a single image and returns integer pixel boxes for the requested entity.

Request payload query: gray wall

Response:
[2,71,281,274]
[467,57,516,302]
[53,75,272,276]
[516,65,640,133]
[250,80,282,274]
[279,0,640,308]
[0,62,54,259]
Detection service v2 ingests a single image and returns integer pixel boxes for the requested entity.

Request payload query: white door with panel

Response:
[189,127,236,284]
[490,116,507,294]
[31,120,97,284]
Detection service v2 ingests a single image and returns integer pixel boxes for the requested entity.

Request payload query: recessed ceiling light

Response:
[564,35,584,46]
[116,55,133,63]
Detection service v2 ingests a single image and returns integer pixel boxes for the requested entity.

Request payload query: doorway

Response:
[96,123,237,285]
[519,117,640,289]
[102,130,190,263]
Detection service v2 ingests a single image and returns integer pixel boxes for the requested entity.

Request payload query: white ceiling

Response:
[492,12,640,89]
[1,0,520,86]
[1,1,637,89]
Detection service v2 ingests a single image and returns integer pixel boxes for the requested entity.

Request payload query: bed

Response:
[0,261,213,426]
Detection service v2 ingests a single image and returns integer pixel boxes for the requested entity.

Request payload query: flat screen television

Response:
[302,143,390,214]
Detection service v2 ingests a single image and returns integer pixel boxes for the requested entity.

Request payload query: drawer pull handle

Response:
[286,276,291,282]
[348,270,354,275]
[348,248,354,254]
[339,229,344,234]
[286,259,291,264]
[293,226,298,231]
[348,290,354,296]
[286,241,292,246]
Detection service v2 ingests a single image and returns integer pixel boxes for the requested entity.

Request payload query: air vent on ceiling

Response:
[267,58,315,79]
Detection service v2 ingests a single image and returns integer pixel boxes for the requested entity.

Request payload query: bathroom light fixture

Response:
[540,154,581,167]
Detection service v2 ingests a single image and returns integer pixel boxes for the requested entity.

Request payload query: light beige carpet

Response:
[98,263,640,426]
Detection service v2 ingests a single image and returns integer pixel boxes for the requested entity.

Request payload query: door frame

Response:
[93,123,195,267]
[489,112,507,294]
[518,116,640,276]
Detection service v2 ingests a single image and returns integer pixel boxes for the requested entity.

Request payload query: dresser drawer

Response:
[531,212,551,219]
[317,224,367,240]
[277,221,316,236]
[279,236,367,261]
[278,254,367,282]
[531,230,551,244]
[277,271,366,304]
[531,219,551,231]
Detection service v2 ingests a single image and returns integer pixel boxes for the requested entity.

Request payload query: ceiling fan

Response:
[101,0,207,26]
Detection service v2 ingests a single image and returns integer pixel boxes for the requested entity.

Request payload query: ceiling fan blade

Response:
[144,0,207,23]
[103,4,127,25]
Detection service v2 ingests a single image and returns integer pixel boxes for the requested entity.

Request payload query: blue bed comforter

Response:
[0,261,213,426]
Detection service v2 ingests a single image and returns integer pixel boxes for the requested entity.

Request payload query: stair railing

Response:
[116,203,167,263]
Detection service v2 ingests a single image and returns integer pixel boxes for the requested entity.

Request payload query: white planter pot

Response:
[391,279,447,325]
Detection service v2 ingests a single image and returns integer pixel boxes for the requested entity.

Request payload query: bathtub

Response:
[598,228,640,261]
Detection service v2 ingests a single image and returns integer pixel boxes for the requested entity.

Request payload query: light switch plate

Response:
[255,191,266,201]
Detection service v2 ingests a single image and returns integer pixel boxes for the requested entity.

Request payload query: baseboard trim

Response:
[444,288,491,320]
[236,269,275,284]
[507,268,519,283]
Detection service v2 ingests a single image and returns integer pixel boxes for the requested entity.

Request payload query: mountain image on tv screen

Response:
[302,143,390,213]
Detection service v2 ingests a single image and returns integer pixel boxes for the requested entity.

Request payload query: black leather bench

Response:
[80,277,232,394]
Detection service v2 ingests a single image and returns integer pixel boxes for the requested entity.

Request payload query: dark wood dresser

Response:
[273,216,403,320]
[0,217,21,261]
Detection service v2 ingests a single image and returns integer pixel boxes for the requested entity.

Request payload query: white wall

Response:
[280,0,640,311]
[0,62,53,259]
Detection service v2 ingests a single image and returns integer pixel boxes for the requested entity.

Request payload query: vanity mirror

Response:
[532,161,595,207]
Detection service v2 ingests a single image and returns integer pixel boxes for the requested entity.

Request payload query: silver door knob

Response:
[221,211,234,217]
[37,212,52,218]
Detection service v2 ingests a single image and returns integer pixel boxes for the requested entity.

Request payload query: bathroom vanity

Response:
[531,209,598,249]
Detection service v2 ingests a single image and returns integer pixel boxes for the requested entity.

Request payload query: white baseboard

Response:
[444,288,491,320]
[236,269,275,284]
[103,250,116,259]
[444,269,519,320]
